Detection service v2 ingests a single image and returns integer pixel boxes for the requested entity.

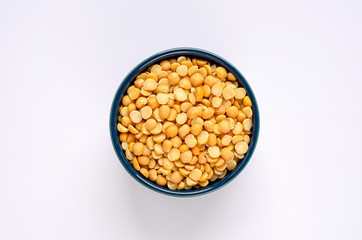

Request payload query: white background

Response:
[1,0,361,239]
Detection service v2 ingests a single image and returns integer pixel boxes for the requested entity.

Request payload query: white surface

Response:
[1,0,362,239]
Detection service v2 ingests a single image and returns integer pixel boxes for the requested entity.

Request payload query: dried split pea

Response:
[191,117,204,126]
[128,87,140,100]
[202,107,215,120]
[162,140,173,153]
[185,134,197,148]
[189,169,202,181]
[190,123,203,136]
[222,86,235,100]
[186,177,198,186]
[176,65,188,77]
[222,135,232,146]
[212,97,222,108]
[244,135,250,144]
[208,146,221,158]
[181,60,193,68]
[197,131,209,145]
[148,95,160,110]
[180,150,193,164]
[167,72,180,85]
[178,124,190,138]
[227,72,236,81]
[140,168,149,178]
[145,118,157,131]
[165,125,178,138]
[226,106,238,118]
[174,88,188,102]
[133,142,144,156]
[176,113,187,124]
[177,56,186,63]
[243,96,252,107]
[156,175,167,186]
[190,73,204,87]
[150,122,162,135]
[235,88,246,100]
[143,79,157,91]
[171,62,180,72]
[204,65,212,75]
[156,93,169,105]
[129,110,142,123]
[188,66,198,77]
[167,109,177,121]
[227,160,237,170]
[119,133,128,142]
[170,171,183,184]
[166,181,177,190]
[215,67,227,79]
[140,106,153,120]
[242,118,253,131]
[199,180,209,187]
[221,148,234,163]
[196,59,207,67]
[218,120,231,134]
[195,87,203,101]
[233,122,243,135]
[151,64,162,74]
[187,106,201,120]
[160,60,171,71]
[159,105,171,120]
[178,181,185,190]
[235,141,249,155]
[211,83,223,97]
[168,148,180,161]
[132,157,140,171]
[242,106,253,118]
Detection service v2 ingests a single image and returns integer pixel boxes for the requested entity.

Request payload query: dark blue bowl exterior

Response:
[110,48,260,197]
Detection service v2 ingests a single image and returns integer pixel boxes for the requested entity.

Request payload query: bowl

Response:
[110,48,260,197]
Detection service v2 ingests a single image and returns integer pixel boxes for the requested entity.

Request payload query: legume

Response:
[117,56,254,190]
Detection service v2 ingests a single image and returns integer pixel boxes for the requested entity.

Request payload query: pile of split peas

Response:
[117,56,253,190]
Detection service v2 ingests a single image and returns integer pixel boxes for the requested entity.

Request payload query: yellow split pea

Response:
[117,56,254,190]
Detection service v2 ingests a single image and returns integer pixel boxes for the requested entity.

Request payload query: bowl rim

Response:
[110,47,260,197]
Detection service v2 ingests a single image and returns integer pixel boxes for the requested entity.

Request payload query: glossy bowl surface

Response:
[110,48,260,197]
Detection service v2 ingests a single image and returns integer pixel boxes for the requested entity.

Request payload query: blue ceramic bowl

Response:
[110,48,260,197]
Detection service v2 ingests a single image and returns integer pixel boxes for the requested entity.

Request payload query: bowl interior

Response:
[110,48,260,197]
